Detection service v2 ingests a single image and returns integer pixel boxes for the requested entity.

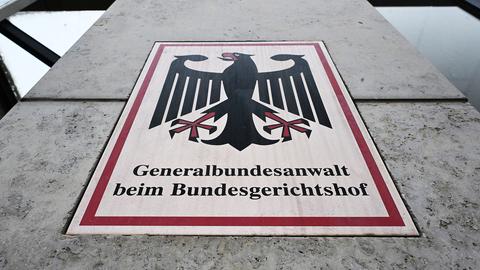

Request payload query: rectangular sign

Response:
[68,41,418,235]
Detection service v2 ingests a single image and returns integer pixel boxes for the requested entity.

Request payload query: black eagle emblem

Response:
[149,52,332,151]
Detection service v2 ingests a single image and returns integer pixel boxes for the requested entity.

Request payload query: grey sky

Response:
[0,11,103,97]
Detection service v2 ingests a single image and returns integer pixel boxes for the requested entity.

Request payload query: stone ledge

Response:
[24,0,463,100]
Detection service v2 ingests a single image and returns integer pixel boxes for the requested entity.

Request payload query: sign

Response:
[68,41,418,235]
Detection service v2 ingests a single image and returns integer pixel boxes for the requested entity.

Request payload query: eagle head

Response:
[219,52,253,61]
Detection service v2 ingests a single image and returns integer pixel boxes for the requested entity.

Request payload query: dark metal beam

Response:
[25,0,115,11]
[0,0,37,21]
[0,19,60,67]
[368,0,456,6]
[460,0,480,19]
[368,0,480,21]
[0,56,18,119]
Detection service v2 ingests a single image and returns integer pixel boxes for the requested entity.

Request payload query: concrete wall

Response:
[1,0,479,268]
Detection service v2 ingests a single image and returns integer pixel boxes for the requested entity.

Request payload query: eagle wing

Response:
[256,54,331,128]
[149,55,223,129]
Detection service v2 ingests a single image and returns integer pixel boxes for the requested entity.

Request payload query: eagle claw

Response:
[169,112,216,141]
[264,112,311,141]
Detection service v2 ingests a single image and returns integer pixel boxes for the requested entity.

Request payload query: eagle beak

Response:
[218,52,237,61]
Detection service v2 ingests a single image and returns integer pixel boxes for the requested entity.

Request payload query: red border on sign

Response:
[80,42,404,227]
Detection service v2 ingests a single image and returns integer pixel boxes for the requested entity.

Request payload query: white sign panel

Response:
[68,41,418,235]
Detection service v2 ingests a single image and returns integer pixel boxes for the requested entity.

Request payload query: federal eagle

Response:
[149,52,331,151]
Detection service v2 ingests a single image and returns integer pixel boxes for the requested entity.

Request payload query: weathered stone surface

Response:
[25,0,463,100]
[0,101,124,269]
[0,101,478,269]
